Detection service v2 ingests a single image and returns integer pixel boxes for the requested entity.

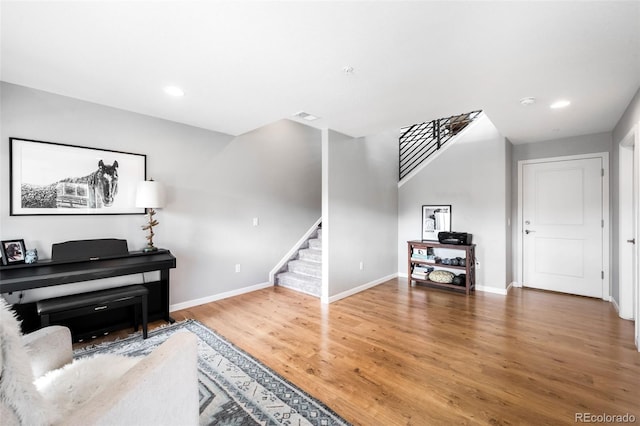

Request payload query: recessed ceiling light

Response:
[519,97,536,106]
[550,99,571,109]
[293,111,320,121]
[164,86,185,97]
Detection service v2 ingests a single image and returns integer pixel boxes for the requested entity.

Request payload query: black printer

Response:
[438,232,472,245]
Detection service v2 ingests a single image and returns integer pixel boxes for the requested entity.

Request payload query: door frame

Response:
[516,152,610,300]
[618,129,635,319]
[617,123,640,351]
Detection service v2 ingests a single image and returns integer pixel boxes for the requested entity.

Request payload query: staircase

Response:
[399,110,482,181]
[276,227,322,297]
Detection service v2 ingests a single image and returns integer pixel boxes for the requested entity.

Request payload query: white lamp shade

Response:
[135,180,165,208]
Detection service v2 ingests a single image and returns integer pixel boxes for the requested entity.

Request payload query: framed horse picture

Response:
[9,138,146,215]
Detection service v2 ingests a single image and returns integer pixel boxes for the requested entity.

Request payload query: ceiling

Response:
[1,1,639,144]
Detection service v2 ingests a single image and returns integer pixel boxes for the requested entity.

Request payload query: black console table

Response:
[0,249,176,339]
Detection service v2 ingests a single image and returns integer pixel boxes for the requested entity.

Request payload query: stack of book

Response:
[412,265,434,280]
[411,248,435,263]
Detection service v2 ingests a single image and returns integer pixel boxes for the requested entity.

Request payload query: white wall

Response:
[398,115,510,292]
[323,129,398,302]
[0,83,321,307]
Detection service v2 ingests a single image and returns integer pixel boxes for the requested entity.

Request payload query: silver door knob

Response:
[525,229,536,234]
[628,238,636,244]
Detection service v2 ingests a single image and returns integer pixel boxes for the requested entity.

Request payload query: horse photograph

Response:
[21,159,120,209]
[10,138,146,215]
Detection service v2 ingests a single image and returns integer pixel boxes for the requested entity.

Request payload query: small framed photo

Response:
[1,239,26,265]
[422,205,451,241]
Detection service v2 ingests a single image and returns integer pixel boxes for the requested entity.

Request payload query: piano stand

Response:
[0,245,176,340]
[37,285,149,339]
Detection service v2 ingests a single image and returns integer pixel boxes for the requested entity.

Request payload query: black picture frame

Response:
[10,138,146,215]
[421,205,451,241]
[1,239,26,265]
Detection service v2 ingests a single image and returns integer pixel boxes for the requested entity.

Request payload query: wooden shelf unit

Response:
[407,240,475,295]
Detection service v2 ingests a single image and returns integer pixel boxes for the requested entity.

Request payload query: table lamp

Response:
[135,179,165,252]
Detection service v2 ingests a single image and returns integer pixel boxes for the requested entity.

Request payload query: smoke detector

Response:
[519,97,536,106]
[293,111,320,121]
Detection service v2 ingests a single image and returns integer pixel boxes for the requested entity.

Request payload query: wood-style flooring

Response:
[88,279,640,425]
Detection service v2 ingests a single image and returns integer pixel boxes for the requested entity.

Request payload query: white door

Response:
[522,157,604,298]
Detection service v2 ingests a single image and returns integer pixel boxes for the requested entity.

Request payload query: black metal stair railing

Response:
[399,110,482,180]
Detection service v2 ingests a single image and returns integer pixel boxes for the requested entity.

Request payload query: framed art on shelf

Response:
[1,239,26,265]
[9,138,146,216]
[422,205,451,241]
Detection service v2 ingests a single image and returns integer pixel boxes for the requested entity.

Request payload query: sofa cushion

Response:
[0,297,53,425]
[35,354,141,420]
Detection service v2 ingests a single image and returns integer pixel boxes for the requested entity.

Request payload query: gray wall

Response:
[512,132,612,162]
[613,88,640,145]
[398,115,510,291]
[323,129,398,300]
[505,138,513,285]
[611,87,640,306]
[0,82,321,307]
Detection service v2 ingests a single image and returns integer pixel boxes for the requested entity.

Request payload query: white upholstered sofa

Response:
[0,297,199,426]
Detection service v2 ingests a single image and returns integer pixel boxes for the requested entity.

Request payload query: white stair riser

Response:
[299,248,322,262]
[277,272,321,297]
[308,238,322,250]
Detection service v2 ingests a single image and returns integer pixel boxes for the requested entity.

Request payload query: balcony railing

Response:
[399,110,482,180]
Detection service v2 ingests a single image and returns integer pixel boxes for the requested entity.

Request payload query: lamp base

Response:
[142,246,158,252]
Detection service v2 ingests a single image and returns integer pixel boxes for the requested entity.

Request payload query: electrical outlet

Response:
[235,264,241,273]
[359,261,364,270]
[252,217,259,226]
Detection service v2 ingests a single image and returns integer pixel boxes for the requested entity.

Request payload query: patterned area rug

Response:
[74,320,350,426]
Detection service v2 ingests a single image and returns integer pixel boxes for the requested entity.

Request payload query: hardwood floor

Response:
[86,279,640,425]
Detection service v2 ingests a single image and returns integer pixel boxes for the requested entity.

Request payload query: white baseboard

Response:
[170,281,272,312]
[476,285,509,295]
[511,281,523,288]
[611,297,621,313]
[322,273,398,304]
[398,272,408,278]
[611,297,635,320]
